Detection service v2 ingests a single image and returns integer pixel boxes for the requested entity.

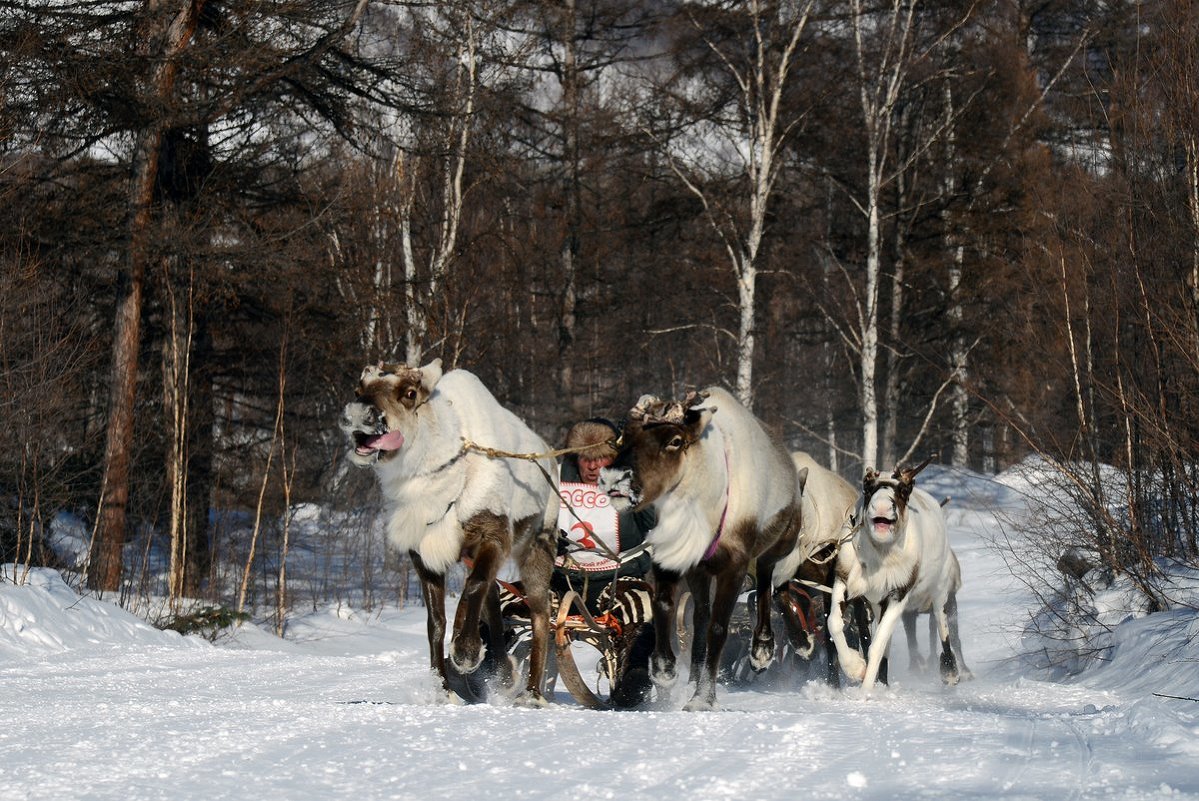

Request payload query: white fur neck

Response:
[645,425,729,572]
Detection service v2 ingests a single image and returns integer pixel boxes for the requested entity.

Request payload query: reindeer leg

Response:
[482,582,513,690]
[927,609,938,668]
[948,590,971,680]
[903,609,925,672]
[650,565,682,689]
[862,595,906,692]
[450,512,511,676]
[826,578,866,683]
[411,551,452,697]
[516,519,555,706]
[749,558,779,672]
[822,564,841,687]
[685,567,741,711]
[876,599,890,686]
[684,570,711,686]
[938,591,964,685]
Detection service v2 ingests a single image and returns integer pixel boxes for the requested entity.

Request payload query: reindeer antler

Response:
[895,455,933,484]
[628,394,661,423]
[628,390,712,426]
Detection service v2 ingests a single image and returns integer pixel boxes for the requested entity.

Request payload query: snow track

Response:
[3,468,1199,800]
[2,640,1195,801]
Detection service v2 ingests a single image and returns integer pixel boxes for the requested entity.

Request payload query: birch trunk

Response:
[861,183,882,469]
[948,243,969,467]
[942,80,970,468]
[669,0,812,410]
[163,262,193,608]
[1188,137,1199,358]
[881,105,912,470]
[850,0,917,471]
[403,13,476,367]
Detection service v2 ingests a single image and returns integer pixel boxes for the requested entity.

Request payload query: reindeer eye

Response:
[404,388,417,401]
[665,435,685,451]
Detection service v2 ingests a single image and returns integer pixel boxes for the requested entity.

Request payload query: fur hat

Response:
[565,418,619,460]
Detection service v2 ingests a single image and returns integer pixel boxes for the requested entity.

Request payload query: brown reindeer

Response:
[599,389,802,709]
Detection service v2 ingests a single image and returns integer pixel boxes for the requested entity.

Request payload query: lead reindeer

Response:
[827,458,964,693]
[600,389,801,710]
[340,360,559,705]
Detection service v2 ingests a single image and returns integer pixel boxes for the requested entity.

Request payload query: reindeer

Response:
[768,452,862,681]
[826,458,964,693]
[599,389,801,710]
[340,360,558,705]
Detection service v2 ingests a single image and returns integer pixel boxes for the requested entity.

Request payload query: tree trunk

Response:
[402,11,476,367]
[184,309,214,596]
[734,256,757,409]
[558,0,581,414]
[88,0,207,593]
[860,181,882,471]
[948,244,969,467]
[881,107,913,469]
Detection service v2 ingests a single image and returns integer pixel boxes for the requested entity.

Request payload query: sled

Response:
[552,585,657,710]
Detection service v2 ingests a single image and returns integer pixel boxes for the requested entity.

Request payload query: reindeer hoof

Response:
[841,652,867,683]
[512,690,548,708]
[436,687,466,705]
[682,692,718,712]
[749,634,775,672]
[450,639,487,675]
[939,651,959,685]
[650,655,678,688]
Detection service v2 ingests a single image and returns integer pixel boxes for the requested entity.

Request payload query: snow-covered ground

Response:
[2,464,1198,800]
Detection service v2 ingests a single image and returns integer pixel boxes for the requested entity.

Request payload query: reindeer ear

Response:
[863,468,879,493]
[796,466,809,495]
[418,359,443,394]
[686,407,713,438]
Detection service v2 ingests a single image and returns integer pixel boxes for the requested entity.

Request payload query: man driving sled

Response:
[502,418,657,708]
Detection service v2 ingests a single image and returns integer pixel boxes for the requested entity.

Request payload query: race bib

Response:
[556,482,621,572]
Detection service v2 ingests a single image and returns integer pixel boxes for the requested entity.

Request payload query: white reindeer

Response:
[827,458,964,692]
[340,359,559,705]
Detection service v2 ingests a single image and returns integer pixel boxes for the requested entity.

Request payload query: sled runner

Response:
[551,585,656,709]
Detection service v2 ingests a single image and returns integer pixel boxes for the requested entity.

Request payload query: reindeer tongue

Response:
[358,430,405,454]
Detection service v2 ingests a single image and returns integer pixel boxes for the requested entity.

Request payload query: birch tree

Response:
[844,0,923,470]
[655,0,814,409]
[400,5,480,367]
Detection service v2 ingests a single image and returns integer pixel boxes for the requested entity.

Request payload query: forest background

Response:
[2,0,1197,624]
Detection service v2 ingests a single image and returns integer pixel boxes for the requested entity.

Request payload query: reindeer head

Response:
[340,359,443,466]
[861,456,932,546]
[598,391,715,511]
